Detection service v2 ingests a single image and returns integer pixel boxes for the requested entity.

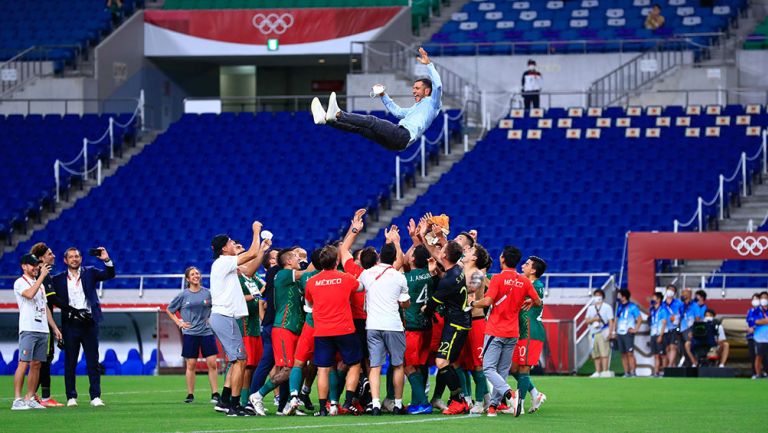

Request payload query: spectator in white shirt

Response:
[585,289,614,378]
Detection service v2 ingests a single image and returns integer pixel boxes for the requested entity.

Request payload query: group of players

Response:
[168,209,550,417]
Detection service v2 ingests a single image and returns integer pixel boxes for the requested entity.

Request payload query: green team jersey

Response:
[297,269,320,328]
[273,268,305,334]
[404,268,436,330]
[238,274,262,337]
[519,279,545,341]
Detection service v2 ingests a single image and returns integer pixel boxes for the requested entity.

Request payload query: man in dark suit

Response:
[52,247,115,407]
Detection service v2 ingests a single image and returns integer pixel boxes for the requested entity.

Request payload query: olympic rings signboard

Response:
[627,232,768,300]
[144,8,403,56]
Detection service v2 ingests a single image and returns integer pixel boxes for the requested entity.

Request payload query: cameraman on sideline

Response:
[51,247,115,407]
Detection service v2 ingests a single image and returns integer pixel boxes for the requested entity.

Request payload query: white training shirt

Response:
[359,263,410,332]
[14,276,49,334]
[586,301,614,337]
[210,255,248,319]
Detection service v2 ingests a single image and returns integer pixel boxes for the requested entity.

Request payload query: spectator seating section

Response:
[365,103,767,287]
[0,347,160,375]
[744,16,768,49]
[427,0,746,55]
[0,0,142,64]
[0,110,461,287]
[161,0,447,34]
[0,113,135,244]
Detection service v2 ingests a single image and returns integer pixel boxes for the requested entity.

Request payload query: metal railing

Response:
[571,275,617,371]
[0,97,143,116]
[588,39,692,107]
[674,129,767,232]
[657,272,768,296]
[0,45,82,96]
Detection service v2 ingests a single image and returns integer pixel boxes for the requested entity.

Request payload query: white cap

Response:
[261,230,273,241]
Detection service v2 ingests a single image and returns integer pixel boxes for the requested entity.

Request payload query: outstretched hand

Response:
[351,208,366,232]
[417,47,430,65]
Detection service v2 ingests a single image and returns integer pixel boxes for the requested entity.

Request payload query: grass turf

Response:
[1,375,766,432]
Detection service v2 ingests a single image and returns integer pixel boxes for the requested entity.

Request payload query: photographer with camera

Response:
[51,247,115,407]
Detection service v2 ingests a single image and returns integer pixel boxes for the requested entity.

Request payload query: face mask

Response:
[704,317,714,322]
[665,290,674,299]
[528,65,535,71]
[592,296,603,304]
[752,299,760,308]
[761,299,768,307]
[650,300,656,306]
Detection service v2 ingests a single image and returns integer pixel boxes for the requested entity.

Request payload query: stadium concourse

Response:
[1,0,768,429]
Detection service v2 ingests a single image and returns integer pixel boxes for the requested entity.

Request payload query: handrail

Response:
[0,45,82,97]
[656,272,768,297]
[0,97,145,116]
[674,129,768,232]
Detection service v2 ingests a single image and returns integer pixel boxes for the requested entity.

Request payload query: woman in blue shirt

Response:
[751,291,768,379]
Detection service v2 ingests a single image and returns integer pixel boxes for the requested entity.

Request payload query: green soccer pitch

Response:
[1,375,766,433]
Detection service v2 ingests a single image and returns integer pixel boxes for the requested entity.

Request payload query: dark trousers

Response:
[250,324,274,394]
[37,332,55,398]
[330,112,411,151]
[523,93,540,109]
[63,321,101,400]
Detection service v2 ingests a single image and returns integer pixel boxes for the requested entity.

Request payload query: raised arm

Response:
[21,265,49,299]
[385,225,404,270]
[92,247,116,282]
[237,221,263,266]
[241,238,272,278]
[381,94,412,119]
[340,208,366,264]
[417,47,442,110]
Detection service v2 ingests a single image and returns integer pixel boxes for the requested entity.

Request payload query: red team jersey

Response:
[305,269,360,337]
[343,258,367,320]
[485,269,540,338]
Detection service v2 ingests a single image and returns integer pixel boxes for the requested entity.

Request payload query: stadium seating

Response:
[744,16,768,50]
[0,113,135,245]
[365,104,766,286]
[427,0,746,55]
[121,349,145,375]
[0,0,142,63]
[0,110,460,287]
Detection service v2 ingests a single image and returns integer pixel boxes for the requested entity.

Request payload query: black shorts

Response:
[314,333,362,368]
[664,331,680,348]
[181,334,219,359]
[748,339,756,360]
[650,336,666,355]
[435,322,469,363]
[757,342,768,358]
[616,333,635,354]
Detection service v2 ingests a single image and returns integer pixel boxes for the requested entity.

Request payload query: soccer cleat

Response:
[407,403,433,415]
[431,398,448,411]
[227,405,251,417]
[184,394,194,404]
[27,399,46,410]
[514,398,525,418]
[487,405,497,417]
[326,92,341,123]
[497,403,509,411]
[286,397,300,416]
[298,392,314,411]
[528,392,547,414]
[341,399,363,416]
[371,406,382,416]
[210,393,221,404]
[41,397,64,408]
[214,401,229,413]
[329,402,339,416]
[248,393,267,416]
[311,97,326,125]
[392,405,407,415]
[500,392,519,415]
[90,397,105,407]
[442,399,468,415]
[273,396,280,407]
[381,398,395,413]
[243,403,256,415]
[66,398,78,407]
[11,399,30,411]
[469,401,485,414]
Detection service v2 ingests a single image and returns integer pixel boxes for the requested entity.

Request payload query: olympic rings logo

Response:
[252,13,294,35]
[730,235,768,256]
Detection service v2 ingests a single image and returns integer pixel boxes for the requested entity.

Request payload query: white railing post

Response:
[763,128,767,175]
[139,89,146,132]
[443,113,449,155]
[718,174,724,220]
[741,151,747,197]
[395,155,401,200]
[82,138,88,181]
[697,196,703,232]
[109,117,114,159]
[480,90,486,129]
[420,136,426,178]
[97,159,102,186]
[463,133,468,152]
[674,219,679,233]
[54,160,60,203]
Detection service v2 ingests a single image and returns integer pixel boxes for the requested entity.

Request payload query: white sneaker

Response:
[590,371,600,378]
[11,398,30,411]
[310,97,326,125]
[431,399,448,411]
[67,398,78,407]
[26,398,45,410]
[482,393,491,411]
[248,393,266,416]
[382,398,395,413]
[329,403,339,416]
[325,92,340,123]
[90,397,105,407]
[500,392,519,415]
[469,401,485,414]
[528,392,547,414]
[286,397,299,416]
[599,371,613,378]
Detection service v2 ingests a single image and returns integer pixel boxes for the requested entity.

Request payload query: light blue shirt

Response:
[616,302,641,335]
[650,305,669,336]
[381,63,443,145]
[754,308,768,343]
[663,298,683,329]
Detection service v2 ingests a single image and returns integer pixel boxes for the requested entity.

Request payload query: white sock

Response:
[372,398,381,409]
[530,388,539,400]
[464,396,472,404]
[301,385,311,395]
[254,392,264,400]
[394,399,403,409]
